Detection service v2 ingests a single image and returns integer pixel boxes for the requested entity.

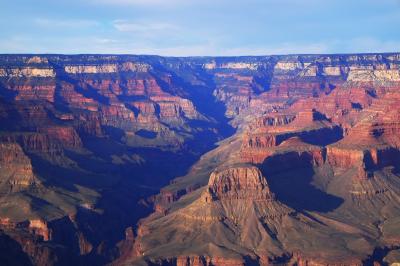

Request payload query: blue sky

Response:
[0,0,399,56]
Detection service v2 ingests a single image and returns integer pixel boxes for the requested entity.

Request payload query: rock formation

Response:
[0,53,399,265]
[0,142,37,189]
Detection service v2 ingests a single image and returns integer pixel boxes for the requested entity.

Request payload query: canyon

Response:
[0,53,399,265]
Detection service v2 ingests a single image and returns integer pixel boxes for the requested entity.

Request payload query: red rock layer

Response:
[204,166,273,202]
[11,84,56,102]
[176,256,245,266]
[39,126,82,149]
[240,109,339,164]
[0,142,37,188]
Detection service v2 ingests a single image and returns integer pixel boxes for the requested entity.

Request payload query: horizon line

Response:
[0,51,399,58]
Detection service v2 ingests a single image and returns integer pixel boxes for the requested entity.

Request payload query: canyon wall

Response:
[0,53,399,265]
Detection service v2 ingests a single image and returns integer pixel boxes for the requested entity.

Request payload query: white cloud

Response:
[113,20,179,32]
[34,18,99,29]
[94,38,121,44]
[320,37,400,54]
[222,43,330,56]
[90,41,329,56]
[92,0,185,6]
[345,38,400,53]
[0,33,398,57]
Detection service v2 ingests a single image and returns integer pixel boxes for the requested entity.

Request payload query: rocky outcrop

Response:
[326,146,398,171]
[241,109,341,163]
[203,60,264,70]
[176,256,245,266]
[64,62,151,74]
[153,189,187,213]
[326,103,400,179]
[248,114,296,130]
[39,126,82,149]
[347,69,400,82]
[384,249,400,266]
[0,67,55,78]
[0,142,37,188]
[274,61,305,71]
[0,230,63,266]
[8,84,56,102]
[0,215,95,265]
[20,133,62,155]
[28,219,51,241]
[0,219,50,242]
[204,165,273,202]
[291,253,364,266]
[64,64,119,74]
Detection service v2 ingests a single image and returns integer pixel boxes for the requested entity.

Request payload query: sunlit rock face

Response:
[205,165,273,201]
[0,142,37,188]
[0,53,400,266]
[0,67,55,78]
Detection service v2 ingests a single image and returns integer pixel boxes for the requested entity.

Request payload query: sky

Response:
[0,0,399,56]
